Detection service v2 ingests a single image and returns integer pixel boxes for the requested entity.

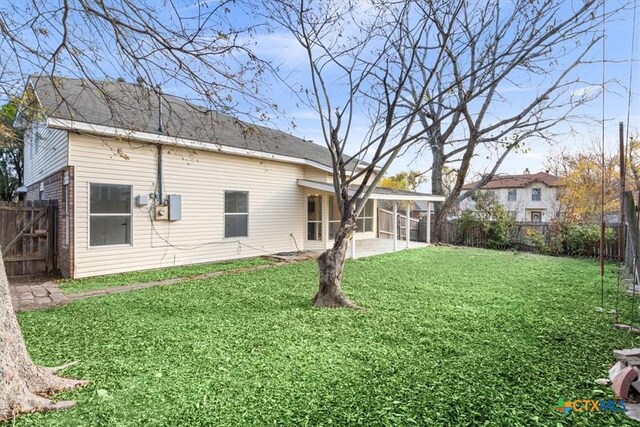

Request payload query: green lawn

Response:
[15,247,640,426]
[57,256,272,294]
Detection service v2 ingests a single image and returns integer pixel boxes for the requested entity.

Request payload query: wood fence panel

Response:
[0,200,57,276]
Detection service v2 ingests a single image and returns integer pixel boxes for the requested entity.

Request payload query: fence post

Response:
[46,203,56,272]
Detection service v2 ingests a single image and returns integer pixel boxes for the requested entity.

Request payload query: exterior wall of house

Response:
[68,134,308,278]
[459,183,561,222]
[25,167,75,277]
[23,122,68,186]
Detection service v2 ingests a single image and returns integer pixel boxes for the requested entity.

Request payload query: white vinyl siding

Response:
[23,123,68,186]
[69,134,306,278]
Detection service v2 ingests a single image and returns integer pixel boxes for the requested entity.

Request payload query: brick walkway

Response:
[10,282,69,312]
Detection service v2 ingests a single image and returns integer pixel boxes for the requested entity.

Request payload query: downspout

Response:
[157,85,163,202]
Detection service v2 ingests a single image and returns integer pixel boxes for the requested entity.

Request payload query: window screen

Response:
[89,183,132,246]
[225,191,249,238]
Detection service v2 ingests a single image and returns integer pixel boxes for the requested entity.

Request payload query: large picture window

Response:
[90,183,132,246]
[329,197,374,238]
[225,191,249,238]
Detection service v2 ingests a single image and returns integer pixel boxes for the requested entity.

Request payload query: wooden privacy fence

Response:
[0,200,57,276]
[379,206,622,259]
[433,220,622,259]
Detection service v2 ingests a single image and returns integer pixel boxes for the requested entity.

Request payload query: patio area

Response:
[350,237,429,259]
[306,237,429,259]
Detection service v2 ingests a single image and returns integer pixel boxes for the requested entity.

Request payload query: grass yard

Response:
[57,256,273,294]
[14,247,640,426]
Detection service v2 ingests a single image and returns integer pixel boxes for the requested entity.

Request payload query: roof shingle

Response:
[28,75,358,170]
[462,172,562,190]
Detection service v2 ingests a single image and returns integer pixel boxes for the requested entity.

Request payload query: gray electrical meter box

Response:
[135,195,149,206]
[168,194,182,221]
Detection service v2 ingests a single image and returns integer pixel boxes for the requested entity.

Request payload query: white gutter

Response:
[297,179,446,202]
[47,117,348,174]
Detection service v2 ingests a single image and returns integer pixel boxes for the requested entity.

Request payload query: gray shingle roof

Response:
[28,75,356,170]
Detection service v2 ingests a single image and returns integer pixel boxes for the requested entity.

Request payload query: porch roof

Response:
[297,179,446,201]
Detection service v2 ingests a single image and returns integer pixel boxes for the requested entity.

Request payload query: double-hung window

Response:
[90,183,132,246]
[225,191,249,238]
[507,189,517,201]
[531,188,542,201]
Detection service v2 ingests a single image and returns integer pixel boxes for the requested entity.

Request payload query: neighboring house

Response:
[14,75,443,278]
[460,169,563,223]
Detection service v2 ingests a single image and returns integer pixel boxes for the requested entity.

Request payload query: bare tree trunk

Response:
[430,144,446,243]
[0,254,87,421]
[312,219,359,308]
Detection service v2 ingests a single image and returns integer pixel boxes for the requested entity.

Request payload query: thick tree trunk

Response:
[312,219,359,308]
[431,145,446,243]
[0,254,87,421]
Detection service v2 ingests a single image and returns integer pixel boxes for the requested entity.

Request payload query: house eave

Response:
[48,117,339,174]
[297,179,446,201]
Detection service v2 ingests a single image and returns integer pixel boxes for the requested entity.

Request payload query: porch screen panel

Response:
[329,197,373,237]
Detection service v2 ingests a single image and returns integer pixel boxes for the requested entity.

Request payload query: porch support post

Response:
[406,201,411,249]
[350,235,356,258]
[426,201,431,245]
[392,200,398,251]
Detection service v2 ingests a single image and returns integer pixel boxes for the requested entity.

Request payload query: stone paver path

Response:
[10,253,318,312]
[67,262,284,302]
[10,282,69,312]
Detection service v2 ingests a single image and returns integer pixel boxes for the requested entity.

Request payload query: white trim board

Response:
[47,117,377,175]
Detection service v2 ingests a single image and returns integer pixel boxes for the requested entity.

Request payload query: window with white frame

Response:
[307,195,322,241]
[225,191,249,238]
[507,189,517,201]
[89,183,132,246]
[328,196,374,238]
[531,187,542,201]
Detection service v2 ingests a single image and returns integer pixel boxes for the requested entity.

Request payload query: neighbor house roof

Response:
[462,172,562,190]
[22,75,364,172]
[297,180,445,201]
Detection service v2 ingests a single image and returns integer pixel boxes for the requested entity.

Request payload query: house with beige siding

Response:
[15,76,443,278]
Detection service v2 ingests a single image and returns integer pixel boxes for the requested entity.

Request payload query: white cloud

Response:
[247,32,308,70]
[571,85,601,100]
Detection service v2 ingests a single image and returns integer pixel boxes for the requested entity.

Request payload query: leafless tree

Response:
[398,0,618,241]
[0,0,272,420]
[0,0,272,117]
[266,0,610,308]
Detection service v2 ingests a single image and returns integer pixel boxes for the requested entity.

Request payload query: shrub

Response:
[458,191,516,248]
[564,223,615,256]
[524,228,547,253]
